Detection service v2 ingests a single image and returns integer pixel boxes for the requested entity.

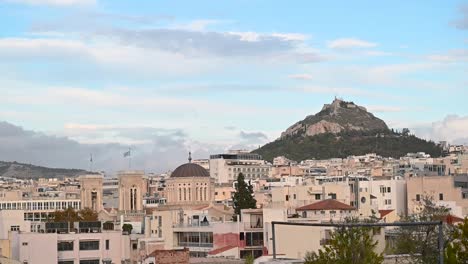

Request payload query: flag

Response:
[90,154,93,163]
[123,150,131,157]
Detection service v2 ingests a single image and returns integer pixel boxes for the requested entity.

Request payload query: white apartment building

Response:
[209,150,270,184]
[354,176,407,217]
[0,199,81,225]
[11,222,130,264]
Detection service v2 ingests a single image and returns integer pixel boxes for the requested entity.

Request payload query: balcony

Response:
[244,222,263,230]
[177,242,213,248]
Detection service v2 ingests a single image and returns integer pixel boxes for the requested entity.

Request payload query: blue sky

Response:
[0,0,467,172]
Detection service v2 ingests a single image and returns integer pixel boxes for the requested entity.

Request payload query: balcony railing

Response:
[177,242,213,248]
[244,222,263,229]
[174,222,211,228]
[246,239,264,247]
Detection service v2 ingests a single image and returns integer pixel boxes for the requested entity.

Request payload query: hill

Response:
[0,161,95,179]
[254,99,442,161]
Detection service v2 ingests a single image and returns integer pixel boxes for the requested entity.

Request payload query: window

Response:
[385,199,392,205]
[132,243,137,250]
[79,260,99,264]
[214,192,218,195]
[22,242,28,246]
[285,195,289,201]
[360,197,366,204]
[105,239,109,250]
[79,241,99,251]
[293,194,297,199]
[416,194,420,202]
[58,261,74,264]
[329,193,337,199]
[387,187,391,193]
[240,232,245,241]
[315,194,321,200]
[439,193,444,201]
[10,225,20,231]
[58,241,74,251]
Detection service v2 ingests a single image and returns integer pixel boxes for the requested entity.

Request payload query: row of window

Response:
[178,187,208,201]
[0,201,80,211]
[229,173,267,179]
[57,240,108,251]
[58,260,101,264]
[415,193,444,201]
[229,167,269,172]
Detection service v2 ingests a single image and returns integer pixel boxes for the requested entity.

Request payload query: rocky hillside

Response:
[281,98,388,138]
[0,161,95,179]
[254,99,442,161]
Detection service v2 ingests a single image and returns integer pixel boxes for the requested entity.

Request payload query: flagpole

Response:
[89,153,93,172]
[128,148,131,170]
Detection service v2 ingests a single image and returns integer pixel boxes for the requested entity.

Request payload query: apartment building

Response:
[209,151,270,184]
[407,175,468,217]
[11,221,130,264]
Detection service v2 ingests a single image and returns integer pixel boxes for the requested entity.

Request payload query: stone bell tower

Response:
[79,174,103,212]
[118,170,145,212]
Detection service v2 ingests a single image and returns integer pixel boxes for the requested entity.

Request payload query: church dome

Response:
[171,163,209,178]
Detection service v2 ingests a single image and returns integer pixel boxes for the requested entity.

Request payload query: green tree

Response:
[232,173,257,221]
[244,254,254,264]
[79,207,99,221]
[122,223,133,234]
[445,217,468,263]
[304,219,384,264]
[52,207,99,231]
[392,196,453,264]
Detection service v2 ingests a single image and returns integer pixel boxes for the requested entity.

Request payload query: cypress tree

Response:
[232,173,257,221]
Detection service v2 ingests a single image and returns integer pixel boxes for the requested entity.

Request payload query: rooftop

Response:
[296,199,356,211]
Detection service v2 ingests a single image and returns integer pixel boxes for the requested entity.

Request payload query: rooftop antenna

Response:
[188,151,192,163]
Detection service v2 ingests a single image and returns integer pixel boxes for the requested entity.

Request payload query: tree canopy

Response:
[304,218,384,264]
[52,207,98,223]
[232,173,257,221]
[391,197,453,264]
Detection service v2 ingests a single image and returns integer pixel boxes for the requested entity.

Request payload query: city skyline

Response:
[0,0,467,172]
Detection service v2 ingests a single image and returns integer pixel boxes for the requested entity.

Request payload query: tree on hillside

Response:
[232,173,257,221]
[304,218,384,264]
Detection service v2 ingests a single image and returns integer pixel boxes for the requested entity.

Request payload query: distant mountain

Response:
[0,161,96,179]
[254,99,442,161]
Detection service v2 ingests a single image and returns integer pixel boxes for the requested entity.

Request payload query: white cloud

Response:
[271,33,308,41]
[288,74,313,80]
[1,0,95,6]
[174,19,221,31]
[427,49,468,63]
[328,38,377,49]
[411,115,468,143]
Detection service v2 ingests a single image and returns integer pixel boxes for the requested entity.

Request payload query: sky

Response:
[0,0,467,173]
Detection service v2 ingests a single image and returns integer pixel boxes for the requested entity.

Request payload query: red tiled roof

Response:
[296,199,356,211]
[379,209,394,218]
[442,214,464,224]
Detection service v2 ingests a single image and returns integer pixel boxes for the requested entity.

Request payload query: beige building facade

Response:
[407,176,468,217]
[118,171,145,212]
[79,174,103,212]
